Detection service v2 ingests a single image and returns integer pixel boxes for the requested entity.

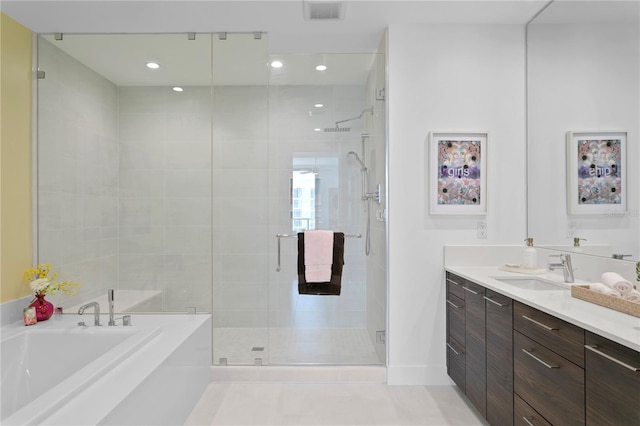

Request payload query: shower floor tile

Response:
[213,327,381,365]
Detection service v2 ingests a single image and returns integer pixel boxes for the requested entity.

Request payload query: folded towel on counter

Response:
[298,232,345,296]
[623,289,640,303]
[601,272,635,295]
[303,230,335,283]
[588,282,621,297]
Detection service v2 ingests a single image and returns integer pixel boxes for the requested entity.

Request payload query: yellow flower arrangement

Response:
[23,263,82,297]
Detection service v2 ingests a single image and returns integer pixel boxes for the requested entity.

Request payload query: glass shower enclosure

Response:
[35,32,386,366]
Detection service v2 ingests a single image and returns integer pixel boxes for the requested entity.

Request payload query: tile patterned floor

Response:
[184,368,487,426]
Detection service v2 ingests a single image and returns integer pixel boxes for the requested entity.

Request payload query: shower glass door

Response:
[267,53,386,365]
[211,33,270,365]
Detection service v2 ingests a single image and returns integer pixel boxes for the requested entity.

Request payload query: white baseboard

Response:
[386,364,453,385]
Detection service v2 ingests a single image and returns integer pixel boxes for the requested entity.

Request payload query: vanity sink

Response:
[494,277,567,291]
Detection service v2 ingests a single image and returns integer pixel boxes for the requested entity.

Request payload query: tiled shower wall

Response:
[212,85,270,327]
[37,38,119,308]
[117,86,213,311]
[38,38,214,311]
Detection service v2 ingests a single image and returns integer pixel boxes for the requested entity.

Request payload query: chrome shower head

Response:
[324,126,351,132]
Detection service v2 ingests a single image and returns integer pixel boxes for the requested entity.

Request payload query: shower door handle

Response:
[276,234,282,272]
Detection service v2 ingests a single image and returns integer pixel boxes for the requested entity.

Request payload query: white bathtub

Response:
[0,314,211,425]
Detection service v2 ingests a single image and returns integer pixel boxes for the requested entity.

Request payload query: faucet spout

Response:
[548,254,575,283]
[108,289,116,326]
[78,301,101,326]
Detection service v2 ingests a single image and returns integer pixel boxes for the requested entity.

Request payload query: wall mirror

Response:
[526,0,640,261]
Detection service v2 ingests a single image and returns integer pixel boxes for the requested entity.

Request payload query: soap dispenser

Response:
[523,238,537,269]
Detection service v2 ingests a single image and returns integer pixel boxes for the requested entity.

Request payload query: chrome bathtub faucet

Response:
[78,302,101,326]
[548,253,575,283]
[108,289,116,326]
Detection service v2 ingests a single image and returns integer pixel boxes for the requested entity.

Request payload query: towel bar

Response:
[275,233,361,272]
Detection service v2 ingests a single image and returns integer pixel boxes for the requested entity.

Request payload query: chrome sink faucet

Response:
[548,253,575,283]
[108,289,116,326]
[78,302,101,326]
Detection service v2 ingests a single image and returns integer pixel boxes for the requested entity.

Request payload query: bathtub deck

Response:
[1,314,210,426]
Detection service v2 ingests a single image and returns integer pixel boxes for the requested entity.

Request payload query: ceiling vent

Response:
[303,1,346,21]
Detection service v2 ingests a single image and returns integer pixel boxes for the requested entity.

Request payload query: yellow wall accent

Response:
[0,13,33,303]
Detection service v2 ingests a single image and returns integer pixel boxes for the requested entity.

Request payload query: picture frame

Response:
[566,131,627,215]
[429,131,488,215]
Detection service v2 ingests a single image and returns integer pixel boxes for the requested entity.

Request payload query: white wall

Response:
[527,22,640,258]
[386,24,527,385]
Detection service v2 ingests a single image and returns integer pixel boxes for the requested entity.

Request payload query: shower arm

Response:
[334,107,373,128]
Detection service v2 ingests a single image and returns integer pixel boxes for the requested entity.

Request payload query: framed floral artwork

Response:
[429,132,487,215]
[566,131,627,215]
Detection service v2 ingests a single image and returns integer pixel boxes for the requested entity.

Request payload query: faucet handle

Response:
[612,254,633,260]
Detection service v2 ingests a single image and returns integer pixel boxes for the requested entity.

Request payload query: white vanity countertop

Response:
[446,266,640,352]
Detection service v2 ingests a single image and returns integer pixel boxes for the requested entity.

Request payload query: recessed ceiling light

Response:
[146,62,160,69]
[315,65,327,71]
[270,60,283,68]
[172,87,183,92]
[313,128,322,132]
[314,103,324,108]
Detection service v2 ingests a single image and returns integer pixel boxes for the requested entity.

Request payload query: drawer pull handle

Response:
[521,314,559,331]
[462,286,479,295]
[446,342,463,356]
[446,278,462,286]
[585,344,640,372]
[522,416,536,426]
[446,299,462,309]
[522,348,559,369]
[483,296,506,307]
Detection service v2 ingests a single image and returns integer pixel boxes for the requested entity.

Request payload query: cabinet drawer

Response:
[514,301,584,367]
[514,394,552,426]
[446,272,465,299]
[585,331,640,426]
[514,331,585,426]
[447,293,465,345]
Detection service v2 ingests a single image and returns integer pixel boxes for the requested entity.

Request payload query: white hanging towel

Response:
[304,230,334,283]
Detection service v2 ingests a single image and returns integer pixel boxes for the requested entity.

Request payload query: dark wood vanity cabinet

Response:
[446,273,512,421]
[445,272,640,426]
[584,331,640,425]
